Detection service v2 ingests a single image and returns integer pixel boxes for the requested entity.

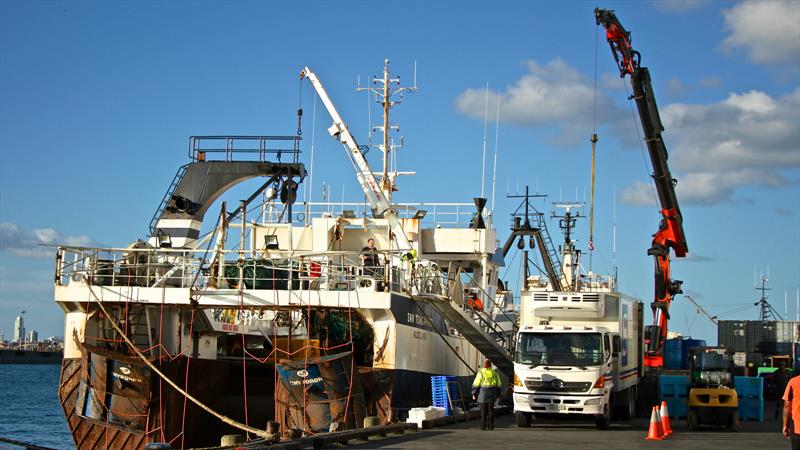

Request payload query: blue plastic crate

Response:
[659,375,690,419]
[735,376,764,422]
[431,375,462,416]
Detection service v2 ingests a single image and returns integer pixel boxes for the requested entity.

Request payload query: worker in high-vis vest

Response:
[472,359,502,430]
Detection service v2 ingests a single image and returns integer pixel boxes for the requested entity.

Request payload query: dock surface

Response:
[348,412,787,450]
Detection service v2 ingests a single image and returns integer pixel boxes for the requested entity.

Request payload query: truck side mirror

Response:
[612,335,621,356]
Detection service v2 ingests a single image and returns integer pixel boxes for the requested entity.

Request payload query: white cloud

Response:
[664,89,800,171]
[653,0,710,12]
[0,223,99,258]
[455,59,627,147]
[620,180,656,206]
[722,1,800,65]
[621,88,799,205]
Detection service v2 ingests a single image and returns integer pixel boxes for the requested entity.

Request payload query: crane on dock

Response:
[595,8,688,369]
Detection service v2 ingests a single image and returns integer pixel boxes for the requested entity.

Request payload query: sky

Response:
[0,0,798,345]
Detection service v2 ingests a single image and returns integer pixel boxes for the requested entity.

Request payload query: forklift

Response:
[687,347,739,431]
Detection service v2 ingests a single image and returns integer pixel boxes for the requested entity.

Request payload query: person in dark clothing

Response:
[776,362,792,419]
[472,359,502,430]
[360,238,381,277]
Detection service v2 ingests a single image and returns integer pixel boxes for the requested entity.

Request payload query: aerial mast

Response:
[357,59,417,201]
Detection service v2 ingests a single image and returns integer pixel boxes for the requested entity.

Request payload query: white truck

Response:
[512,283,644,429]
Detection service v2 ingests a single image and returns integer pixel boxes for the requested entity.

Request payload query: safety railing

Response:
[270,201,482,229]
[189,135,302,163]
[54,246,428,296]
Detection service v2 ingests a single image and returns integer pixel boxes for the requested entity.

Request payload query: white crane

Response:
[300,66,415,259]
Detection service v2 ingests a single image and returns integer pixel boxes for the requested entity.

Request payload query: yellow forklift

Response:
[687,347,739,431]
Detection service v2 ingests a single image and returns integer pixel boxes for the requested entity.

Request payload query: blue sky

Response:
[1,0,798,344]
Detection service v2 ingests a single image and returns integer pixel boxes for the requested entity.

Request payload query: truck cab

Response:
[513,326,622,429]
[513,288,643,430]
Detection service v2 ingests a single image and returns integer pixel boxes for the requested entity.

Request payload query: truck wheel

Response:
[614,388,635,421]
[687,410,699,431]
[727,412,739,432]
[595,405,610,430]
[515,411,531,428]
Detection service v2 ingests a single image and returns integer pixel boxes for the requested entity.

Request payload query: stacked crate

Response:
[734,376,764,421]
[431,375,460,416]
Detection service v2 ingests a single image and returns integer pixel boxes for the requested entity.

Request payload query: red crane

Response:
[595,8,688,368]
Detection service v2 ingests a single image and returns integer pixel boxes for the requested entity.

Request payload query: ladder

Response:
[148,164,189,235]
[532,211,566,290]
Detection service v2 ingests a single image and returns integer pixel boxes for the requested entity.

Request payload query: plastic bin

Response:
[735,376,764,421]
[659,375,690,419]
[664,339,684,370]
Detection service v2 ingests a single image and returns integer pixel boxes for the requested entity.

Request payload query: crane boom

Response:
[595,8,688,368]
[299,67,414,255]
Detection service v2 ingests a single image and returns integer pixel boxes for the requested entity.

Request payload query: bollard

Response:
[363,416,381,428]
[286,428,303,440]
[220,434,244,446]
[266,421,281,434]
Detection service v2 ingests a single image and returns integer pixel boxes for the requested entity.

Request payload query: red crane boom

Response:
[595,8,688,368]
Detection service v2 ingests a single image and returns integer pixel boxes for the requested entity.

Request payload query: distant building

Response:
[28,330,38,343]
[13,315,25,342]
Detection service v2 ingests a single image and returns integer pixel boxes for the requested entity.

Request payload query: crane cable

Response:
[589,23,600,270]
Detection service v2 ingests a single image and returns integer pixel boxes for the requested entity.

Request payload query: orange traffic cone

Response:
[646,405,665,440]
[660,400,673,436]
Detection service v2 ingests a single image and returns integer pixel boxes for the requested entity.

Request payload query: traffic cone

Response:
[660,401,673,436]
[645,405,665,440]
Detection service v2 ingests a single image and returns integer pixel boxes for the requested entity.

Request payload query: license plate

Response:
[549,403,566,411]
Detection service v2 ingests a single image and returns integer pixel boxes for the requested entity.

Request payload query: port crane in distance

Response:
[594,8,688,370]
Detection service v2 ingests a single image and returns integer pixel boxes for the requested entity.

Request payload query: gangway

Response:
[414,266,515,380]
[415,292,515,379]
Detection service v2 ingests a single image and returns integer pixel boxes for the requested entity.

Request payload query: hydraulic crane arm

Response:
[595,8,688,368]
[300,67,414,255]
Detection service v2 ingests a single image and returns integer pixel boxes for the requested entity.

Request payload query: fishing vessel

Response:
[53,61,515,448]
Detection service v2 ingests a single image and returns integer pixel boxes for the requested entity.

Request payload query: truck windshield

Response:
[516,332,604,366]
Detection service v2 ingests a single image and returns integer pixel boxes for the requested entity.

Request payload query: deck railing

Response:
[54,246,448,297]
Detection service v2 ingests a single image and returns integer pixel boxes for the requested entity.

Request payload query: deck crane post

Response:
[594,8,688,369]
[299,67,416,260]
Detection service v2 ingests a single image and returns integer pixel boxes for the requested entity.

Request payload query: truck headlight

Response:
[585,397,602,406]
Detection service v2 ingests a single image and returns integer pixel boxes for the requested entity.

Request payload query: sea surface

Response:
[0,364,73,449]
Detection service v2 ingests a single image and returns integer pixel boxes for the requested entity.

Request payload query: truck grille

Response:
[524,379,592,393]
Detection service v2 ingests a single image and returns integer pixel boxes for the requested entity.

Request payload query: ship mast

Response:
[357,59,417,201]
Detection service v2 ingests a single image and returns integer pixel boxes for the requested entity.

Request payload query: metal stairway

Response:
[414,267,515,380]
[148,164,189,234]
[532,211,566,290]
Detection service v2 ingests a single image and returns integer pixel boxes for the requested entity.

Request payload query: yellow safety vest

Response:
[472,367,501,388]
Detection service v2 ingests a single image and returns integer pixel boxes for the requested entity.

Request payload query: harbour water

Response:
[0,364,72,449]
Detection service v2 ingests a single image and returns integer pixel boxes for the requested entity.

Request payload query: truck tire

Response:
[613,388,636,421]
[727,412,739,432]
[687,410,699,431]
[515,411,531,427]
[595,404,610,430]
